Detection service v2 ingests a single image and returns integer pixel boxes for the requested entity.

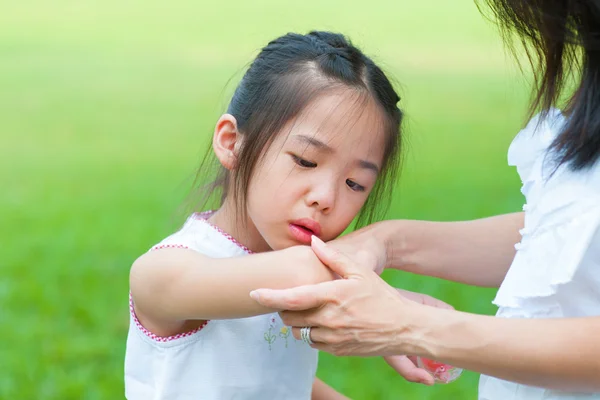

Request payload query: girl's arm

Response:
[332,212,524,287]
[311,378,349,400]
[129,245,335,335]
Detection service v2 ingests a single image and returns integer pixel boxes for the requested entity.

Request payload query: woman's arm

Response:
[253,238,600,392]
[333,212,524,287]
[311,378,349,400]
[130,245,334,335]
[407,306,600,392]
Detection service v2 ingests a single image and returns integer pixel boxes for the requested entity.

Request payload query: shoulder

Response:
[150,212,251,258]
[507,108,566,182]
[150,213,210,250]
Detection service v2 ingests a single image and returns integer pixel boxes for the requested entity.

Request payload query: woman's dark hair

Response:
[478,0,600,170]
[191,31,403,228]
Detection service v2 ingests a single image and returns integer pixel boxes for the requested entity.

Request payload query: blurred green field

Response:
[1,0,534,398]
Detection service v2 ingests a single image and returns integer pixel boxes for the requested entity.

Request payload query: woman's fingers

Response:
[326,227,388,275]
[384,355,435,386]
[291,326,321,342]
[311,235,363,279]
[290,326,339,347]
[250,280,339,311]
[279,308,320,327]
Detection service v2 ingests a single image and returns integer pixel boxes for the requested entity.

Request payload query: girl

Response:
[125,31,404,399]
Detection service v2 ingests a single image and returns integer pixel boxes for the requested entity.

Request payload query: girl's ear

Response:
[213,114,242,170]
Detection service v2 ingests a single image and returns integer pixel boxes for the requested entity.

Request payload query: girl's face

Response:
[245,91,388,251]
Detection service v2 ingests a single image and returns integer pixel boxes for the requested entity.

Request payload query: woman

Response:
[250,1,600,398]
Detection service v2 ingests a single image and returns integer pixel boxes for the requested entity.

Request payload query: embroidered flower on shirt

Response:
[264,327,276,350]
[264,317,278,350]
[279,326,290,348]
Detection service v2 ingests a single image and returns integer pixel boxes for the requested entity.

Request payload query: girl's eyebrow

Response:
[293,134,380,174]
[294,134,334,153]
[358,160,380,174]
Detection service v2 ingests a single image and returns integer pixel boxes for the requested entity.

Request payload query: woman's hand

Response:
[258,236,411,356]
[326,224,388,275]
[250,236,441,355]
[250,236,454,385]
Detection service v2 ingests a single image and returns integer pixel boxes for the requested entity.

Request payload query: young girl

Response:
[125,31,404,399]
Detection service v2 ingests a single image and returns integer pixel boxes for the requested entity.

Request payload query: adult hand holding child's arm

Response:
[250,236,456,386]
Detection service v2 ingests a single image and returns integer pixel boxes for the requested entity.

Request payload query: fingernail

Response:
[311,235,325,246]
[249,291,260,301]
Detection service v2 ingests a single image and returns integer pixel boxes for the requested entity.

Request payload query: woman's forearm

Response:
[405,306,600,392]
[373,212,524,287]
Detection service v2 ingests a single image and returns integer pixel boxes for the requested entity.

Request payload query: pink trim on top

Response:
[129,292,208,343]
[193,210,254,254]
[135,242,208,342]
[150,243,189,251]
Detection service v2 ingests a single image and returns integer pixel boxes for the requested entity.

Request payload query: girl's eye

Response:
[291,154,317,168]
[346,179,365,192]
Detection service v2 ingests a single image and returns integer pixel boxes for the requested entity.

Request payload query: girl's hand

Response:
[383,355,434,386]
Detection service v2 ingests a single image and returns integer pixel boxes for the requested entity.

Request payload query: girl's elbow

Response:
[129,253,171,303]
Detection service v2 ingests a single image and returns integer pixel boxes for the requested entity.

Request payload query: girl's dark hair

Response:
[192,31,403,228]
[478,0,600,170]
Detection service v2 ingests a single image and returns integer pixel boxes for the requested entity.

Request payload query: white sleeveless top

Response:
[478,110,600,399]
[124,212,319,400]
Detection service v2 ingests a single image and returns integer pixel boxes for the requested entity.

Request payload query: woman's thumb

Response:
[311,236,360,278]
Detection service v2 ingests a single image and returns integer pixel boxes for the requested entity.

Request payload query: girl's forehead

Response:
[283,91,387,155]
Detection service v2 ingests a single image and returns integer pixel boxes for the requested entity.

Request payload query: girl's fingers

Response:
[384,355,435,386]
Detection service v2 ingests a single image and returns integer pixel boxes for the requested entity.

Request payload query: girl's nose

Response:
[305,180,337,213]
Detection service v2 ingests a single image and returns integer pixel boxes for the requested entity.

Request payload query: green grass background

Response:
[2,0,535,398]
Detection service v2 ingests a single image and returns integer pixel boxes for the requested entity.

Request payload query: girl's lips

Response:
[289,224,313,244]
[288,219,321,245]
[290,218,321,237]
